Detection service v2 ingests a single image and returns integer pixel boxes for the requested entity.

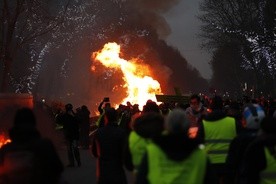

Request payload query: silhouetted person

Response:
[0,108,64,184]
[225,104,266,184]
[60,103,81,167]
[142,100,160,114]
[96,98,111,127]
[240,116,276,184]
[76,105,90,149]
[92,108,128,184]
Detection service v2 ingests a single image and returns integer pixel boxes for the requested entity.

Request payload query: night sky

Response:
[163,0,212,79]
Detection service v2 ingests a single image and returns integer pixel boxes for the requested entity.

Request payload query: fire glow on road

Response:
[0,133,11,148]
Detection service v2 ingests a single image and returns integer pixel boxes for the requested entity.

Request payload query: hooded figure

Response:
[0,108,64,184]
[225,104,266,184]
[136,108,218,184]
[127,112,164,172]
[240,116,276,184]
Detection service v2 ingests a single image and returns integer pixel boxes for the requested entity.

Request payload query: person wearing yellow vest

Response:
[128,112,164,172]
[241,116,276,184]
[197,96,241,183]
[136,109,218,184]
[96,98,111,127]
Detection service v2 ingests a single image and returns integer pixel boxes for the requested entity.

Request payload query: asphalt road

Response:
[58,148,135,184]
[59,148,96,184]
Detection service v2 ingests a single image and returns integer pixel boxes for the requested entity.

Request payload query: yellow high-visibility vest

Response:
[260,147,276,184]
[147,143,207,184]
[203,116,236,163]
[129,131,150,169]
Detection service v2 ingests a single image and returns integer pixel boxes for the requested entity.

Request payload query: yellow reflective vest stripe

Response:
[96,110,105,127]
[203,116,236,164]
[129,131,150,168]
[147,143,207,184]
[260,147,276,184]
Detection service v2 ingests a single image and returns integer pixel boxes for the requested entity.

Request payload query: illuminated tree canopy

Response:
[199,0,276,96]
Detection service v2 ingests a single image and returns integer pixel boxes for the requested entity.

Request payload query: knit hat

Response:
[243,104,265,129]
[165,109,190,134]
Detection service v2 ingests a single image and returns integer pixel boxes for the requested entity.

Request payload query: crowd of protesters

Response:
[0,94,275,184]
[92,95,276,184]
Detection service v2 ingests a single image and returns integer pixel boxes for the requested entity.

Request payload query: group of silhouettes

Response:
[92,95,276,184]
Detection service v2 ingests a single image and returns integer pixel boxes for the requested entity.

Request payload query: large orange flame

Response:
[92,42,162,107]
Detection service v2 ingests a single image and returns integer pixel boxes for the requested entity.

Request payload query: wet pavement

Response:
[58,147,135,184]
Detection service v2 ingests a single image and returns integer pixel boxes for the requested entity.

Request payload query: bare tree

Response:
[198,0,276,95]
[0,0,71,92]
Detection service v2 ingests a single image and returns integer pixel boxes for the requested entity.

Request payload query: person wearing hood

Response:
[239,116,276,184]
[225,104,266,184]
[126,100,163,173]
[136,108,218,184]
[0,108,64,184]
[128,112,164,172]
[197,96,241,183]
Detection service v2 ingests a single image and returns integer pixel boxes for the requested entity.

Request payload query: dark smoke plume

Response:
[125,0,181,38]
[80,0,208,112]
[32,0,208,115]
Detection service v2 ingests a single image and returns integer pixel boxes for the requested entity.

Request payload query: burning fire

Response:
[0,133,11,148]
[92,42,162,107]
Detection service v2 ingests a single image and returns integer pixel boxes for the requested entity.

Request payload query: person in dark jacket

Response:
[136,108,218,184]
[92,107,128,184]
[76,105,91,149]
[225,104,266,184]
[185,94,207,127]
[239,116,276,184]
[60,103,81,167]
[0,108,64,184]
[142,100,160,114]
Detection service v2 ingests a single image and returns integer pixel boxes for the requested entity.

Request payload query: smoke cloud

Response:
[125,0,181,38]
[28,0,208,115]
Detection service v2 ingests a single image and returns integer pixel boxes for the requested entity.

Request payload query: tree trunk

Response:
[1,53,12,93]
